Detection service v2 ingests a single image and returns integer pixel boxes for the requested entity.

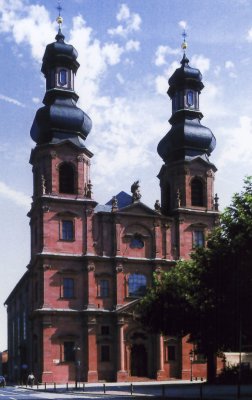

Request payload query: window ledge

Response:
[59,239,75,242]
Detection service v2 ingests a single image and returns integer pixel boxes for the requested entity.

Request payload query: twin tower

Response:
[6,24,218,383]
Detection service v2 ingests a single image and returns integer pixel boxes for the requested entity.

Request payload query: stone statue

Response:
[131,180,141,202]
[111,196,118,212]
[154,199,161,213]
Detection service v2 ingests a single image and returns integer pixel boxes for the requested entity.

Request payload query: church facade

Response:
[5,23,219,383]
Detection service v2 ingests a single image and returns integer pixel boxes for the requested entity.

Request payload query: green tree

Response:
[138,177,252,382]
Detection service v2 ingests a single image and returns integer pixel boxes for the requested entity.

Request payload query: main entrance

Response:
[130,343,148,377]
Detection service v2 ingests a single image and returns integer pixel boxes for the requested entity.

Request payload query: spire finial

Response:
[56,0,63,29]
[180,29,189,66]
[181,29,188,53]
[55,0,65,42]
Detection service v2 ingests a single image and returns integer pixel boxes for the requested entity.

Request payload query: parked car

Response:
[0,376,5,387]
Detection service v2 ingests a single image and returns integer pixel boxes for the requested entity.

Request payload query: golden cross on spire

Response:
[181,29,188,52]
[56,0,63,28]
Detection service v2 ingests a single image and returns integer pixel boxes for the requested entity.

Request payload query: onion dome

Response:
[168,54,203,97]
[157,53,216,163]
[30,17,92,147]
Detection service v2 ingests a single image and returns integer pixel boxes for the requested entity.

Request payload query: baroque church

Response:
[5,17,220,383]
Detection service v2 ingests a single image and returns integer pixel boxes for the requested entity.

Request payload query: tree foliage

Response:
[138,177,252,358]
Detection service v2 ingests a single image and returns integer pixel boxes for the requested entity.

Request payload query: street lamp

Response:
[74,346,81,389]
[189,350,194,382]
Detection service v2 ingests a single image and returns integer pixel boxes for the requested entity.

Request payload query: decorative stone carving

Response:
[77,154,85,162]
[163,223,170,230]
[42,205,50,213]
[116,263,124,273]
[155,265,162,274]
[41,174,46,194]
[43,264,51,270]
[86,208,93,216]
[87,262,95,272]
[50,151,57,159]
[206,170,214,178]
[87,315,97,325]
[176,189,181,207]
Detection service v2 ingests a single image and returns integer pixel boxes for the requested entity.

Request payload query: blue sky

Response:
[0,0,252,349]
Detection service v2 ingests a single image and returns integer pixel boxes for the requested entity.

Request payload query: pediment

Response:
[115,299,140,314]
[118,201,160,216]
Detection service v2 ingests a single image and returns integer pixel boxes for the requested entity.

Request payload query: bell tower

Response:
[29,14,96,259]
[157,35,219,258]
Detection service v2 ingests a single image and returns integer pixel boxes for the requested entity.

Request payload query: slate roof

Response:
[95,191,132,213]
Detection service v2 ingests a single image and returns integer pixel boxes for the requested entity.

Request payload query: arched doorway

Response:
[130,343,148,377]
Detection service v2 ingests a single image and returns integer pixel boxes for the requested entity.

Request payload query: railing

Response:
[22,381,206,399]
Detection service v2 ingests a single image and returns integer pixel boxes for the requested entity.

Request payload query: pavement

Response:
[20,380,252,399]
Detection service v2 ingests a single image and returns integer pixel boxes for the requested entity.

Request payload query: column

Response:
[156,334,166,380]
[87,262,96,308]
[116,318,128,381]
[163,223,170,259]
[87,316,98,382]
[116,263,124,307]
[115,218,121,256]
[85,208,94,255]
[153,222,160,258]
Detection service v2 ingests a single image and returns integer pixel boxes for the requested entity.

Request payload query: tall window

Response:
[59,69,67,86]
[191,178,204,206]
[101,345,110,362]
[63,278,74,298]
[62,220,74,241]
[186,90,194,107]
[98,279,109,298]
[128,274,147,297]
[59,163,75,194]
[64,341,75,362]
[193,230,204,248]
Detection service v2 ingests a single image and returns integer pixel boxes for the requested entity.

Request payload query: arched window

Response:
[59,69,67,86]
[186,90,194,107]
[128,274,147,297]
[191,178,204,206]
[59,163,75,194]
[130,234,144,249]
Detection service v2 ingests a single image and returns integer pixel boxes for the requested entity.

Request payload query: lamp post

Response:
[189,350,194,382]
[74,346,81,389]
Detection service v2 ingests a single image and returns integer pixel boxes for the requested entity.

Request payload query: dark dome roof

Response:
[41,30,79,74]
[157,114,216,163]
[30,98,92,145]
[168,54,204,97]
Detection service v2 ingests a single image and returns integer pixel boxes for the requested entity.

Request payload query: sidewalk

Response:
[20,380,252,399]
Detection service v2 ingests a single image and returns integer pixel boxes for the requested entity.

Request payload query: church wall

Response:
[4,20,221,384]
